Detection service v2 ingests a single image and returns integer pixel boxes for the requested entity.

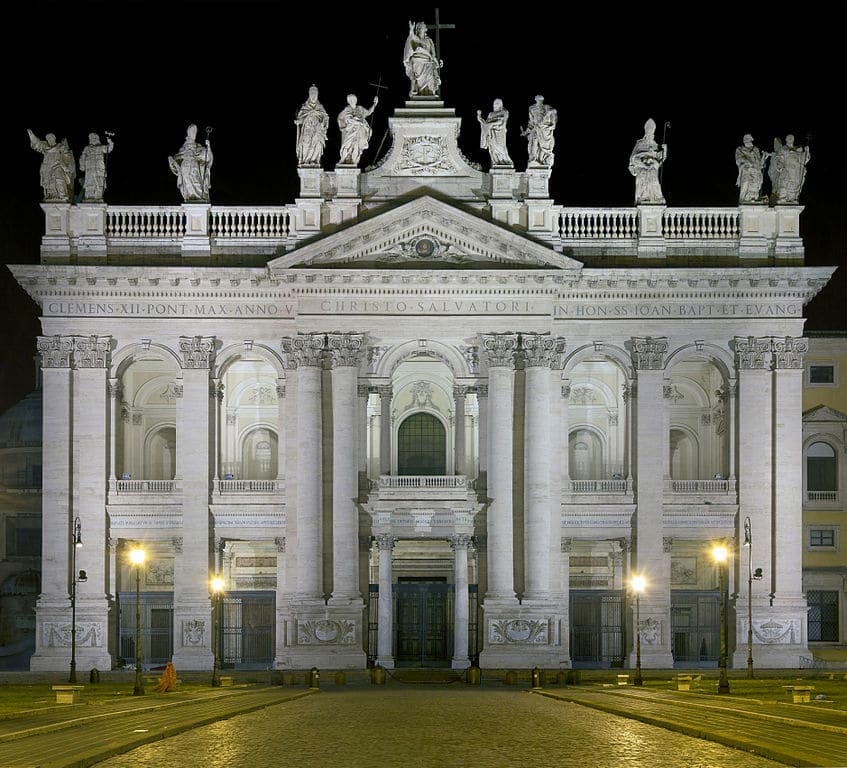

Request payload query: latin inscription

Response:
[45,302,293,318]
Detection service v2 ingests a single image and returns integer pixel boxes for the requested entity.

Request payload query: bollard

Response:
[531,666,541,688]
[556,670,568,686]
[504,670,517,686]
[89,668,100,684]
[466,666,481,685]
[372,664,386,685]
[308,666,320,688]
[334,671,346,686]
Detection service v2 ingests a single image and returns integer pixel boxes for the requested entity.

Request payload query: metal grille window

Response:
[808,590,839,642]
[397,412,446,475]
[810,528,835,548]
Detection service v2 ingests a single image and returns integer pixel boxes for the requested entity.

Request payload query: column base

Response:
[451,657,471,670]
[31,596,113,673]
[375,656,395,669]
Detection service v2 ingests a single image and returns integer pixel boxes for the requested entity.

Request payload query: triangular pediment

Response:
[268,196,582,271]
[803,405,847,423]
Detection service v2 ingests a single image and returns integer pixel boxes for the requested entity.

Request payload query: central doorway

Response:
[394,578,453,667]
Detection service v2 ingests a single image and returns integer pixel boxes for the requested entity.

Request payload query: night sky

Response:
[1,2,842,414]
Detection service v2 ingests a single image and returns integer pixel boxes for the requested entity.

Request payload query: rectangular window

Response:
[806,360,839,387]
[810,529,835,547]
[807,590,839,642]
[810,365,835,383]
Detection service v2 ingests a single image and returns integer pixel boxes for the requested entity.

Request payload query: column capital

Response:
[475,384,489,398]
[771,336,808,369]
[327,332,365,368]
[36,335,73,369]
[561,383,571,399]
[453,385,469,398]
[280,333,325,368]
[274,536,286,553]
[376,533,395,552]
[357,384,370,398]
[172,536,183,554]
[211,379,225,400]
[73,335,112,369]
[480,333,518,369]
[631,336,668,370]
[561,537,573,553]
[276,382,286,399]
[520,333,566,368]
[663,536,674,553]
[450,533,472,550]
[734,335,771,370]
[108,379,122,399]
[377,384,393,398]
[179,335,216,369]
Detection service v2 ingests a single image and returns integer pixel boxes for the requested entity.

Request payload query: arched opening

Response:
[146,426,176,480]
[241,428,278,479]
[397,412,446,475]
[807,441,837,491]
[569,428,604,479]
[669,428,699,480]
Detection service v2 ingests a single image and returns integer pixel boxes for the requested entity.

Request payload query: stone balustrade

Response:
[39,201,805,263]
[379,475,467,489]
[111,479,177,494]
[669,479,730,493]
[806,490,840,503]
[215,479,284,493]
[568,479,628,493]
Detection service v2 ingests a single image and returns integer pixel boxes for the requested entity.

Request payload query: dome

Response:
[0,388,42,450]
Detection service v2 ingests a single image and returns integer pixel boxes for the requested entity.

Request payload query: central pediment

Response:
[268,196,582,271]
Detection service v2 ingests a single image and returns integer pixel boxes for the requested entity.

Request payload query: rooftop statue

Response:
[769,134,810,205]
[629,118,667,204]
[78,132,115,202]
[403,21,441,97]
[27,129,76,202]
[477,99,513,167]
[521,95,557,167]
[168,124,213,202]
[295,85,329,167]
[735,134,769,204]
[337,94,378,166]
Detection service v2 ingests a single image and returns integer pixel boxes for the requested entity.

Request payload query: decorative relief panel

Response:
[298,619,356,645]
[752,618,800,644]
[43,622,103,647]
[670,557,696,584]
[489,618,549,645]
[639,617,662,645]
[394,136,457,175]
[182,619,207,647]
[377,236,471,264]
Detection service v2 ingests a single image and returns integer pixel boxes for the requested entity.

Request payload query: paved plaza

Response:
[95,687,783,768]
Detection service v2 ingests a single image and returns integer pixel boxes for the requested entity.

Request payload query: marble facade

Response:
[11,87,834,673]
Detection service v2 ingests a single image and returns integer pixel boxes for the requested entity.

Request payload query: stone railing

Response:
[806,490,840,503]
[40,201,805,262]
[379,475,468,489]
[215,479,283,493]
[669,479,730,494]
[111,479,177,494]
[567,479,629,494]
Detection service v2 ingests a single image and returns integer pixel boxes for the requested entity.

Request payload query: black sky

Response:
[1,1,843,413]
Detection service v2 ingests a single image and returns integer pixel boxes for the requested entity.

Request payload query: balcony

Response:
[214,479,284,494]
[373,475,474,501]
[805,490,841,509]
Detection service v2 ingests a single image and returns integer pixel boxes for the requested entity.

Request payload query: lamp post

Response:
[129,547,145,696]
[69,517,87,684]
[743,516,754,679]
[631,575,645,686]
[712,543,730,694]
[211,576,224,687]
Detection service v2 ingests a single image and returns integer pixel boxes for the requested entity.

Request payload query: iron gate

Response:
[569,591,624,667]
[220,591,275,668]
[117,593,173,668]
[671,591,720,666]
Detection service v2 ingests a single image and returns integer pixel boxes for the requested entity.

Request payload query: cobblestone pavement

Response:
[96,687,784,768]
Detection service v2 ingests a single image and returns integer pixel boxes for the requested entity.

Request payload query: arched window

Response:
[397,413,446,475]
[807,441,837,491]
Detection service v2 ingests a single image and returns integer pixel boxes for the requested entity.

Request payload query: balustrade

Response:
[663,208,739,240]
[568,479,628,493]
[216,479,283,493]
[557,208,638,240]
[670,479,729,493]
[379,475,467,489]
[112,479,176,494]
[106,207,186,238]
[806,490,839,502]
[210,207,290,239]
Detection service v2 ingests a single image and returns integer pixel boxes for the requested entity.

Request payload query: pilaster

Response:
[70,203,108,261]
[172,335,215,670]
[180,203,211,258]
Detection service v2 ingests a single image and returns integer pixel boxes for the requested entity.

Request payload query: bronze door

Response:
[394,581,452,666]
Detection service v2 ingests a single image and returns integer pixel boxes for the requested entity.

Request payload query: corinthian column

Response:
[453,386,467,475]
[376,534,395,668]
[521,333,563,601]
[480,333,518,602]
[281,334,326,601]
[328,333,365,604]
[451,534,471,669]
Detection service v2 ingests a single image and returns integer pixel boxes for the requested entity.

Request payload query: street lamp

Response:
[712,543,730,694]
[211,576,224,687]
[129,547,145,696]
[69,517,88,684]
[631,574,646,686]
[742,517,765,680]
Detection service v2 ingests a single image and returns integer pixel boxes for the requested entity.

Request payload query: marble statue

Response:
[295,86,329,166]
[337,94,378,166]
[629,118,667,204]
[735,134,769,204]
[769,134,810,205]
[403,21,441,97]
[168,124,213,202]
[27,129,76,202]
[477,99,513,167]
[521,95,557,166]
[78,132,115,202]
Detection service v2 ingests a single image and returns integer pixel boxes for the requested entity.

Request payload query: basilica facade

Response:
[11,77,834,673]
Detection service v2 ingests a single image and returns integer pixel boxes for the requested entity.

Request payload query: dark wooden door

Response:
[395,581,452,666]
